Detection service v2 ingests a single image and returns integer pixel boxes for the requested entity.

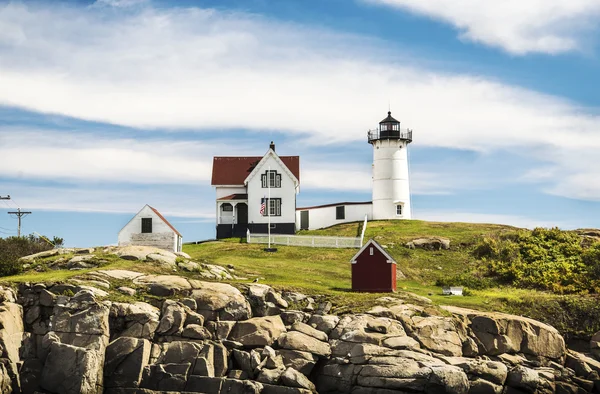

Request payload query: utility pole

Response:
[7,208,32,237]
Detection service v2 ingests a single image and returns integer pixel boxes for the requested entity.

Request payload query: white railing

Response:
[247,230,361,248]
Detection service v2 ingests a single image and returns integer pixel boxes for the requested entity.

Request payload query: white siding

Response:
[296,203,372,230]
[247,155,297,225]
[372,139,411,220]
[216,186,247,199]
[118,205,181,252]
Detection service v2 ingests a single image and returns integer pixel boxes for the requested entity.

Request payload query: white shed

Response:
[118,205,182,253]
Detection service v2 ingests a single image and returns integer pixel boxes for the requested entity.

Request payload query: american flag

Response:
[259,198,266,216]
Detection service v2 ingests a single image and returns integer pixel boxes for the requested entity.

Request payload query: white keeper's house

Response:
[211,142,300,239]
[211,111,413,238]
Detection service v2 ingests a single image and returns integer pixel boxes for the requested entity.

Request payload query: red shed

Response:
[351,239,398,292]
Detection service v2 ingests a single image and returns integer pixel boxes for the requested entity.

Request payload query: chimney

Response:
[269,141,275,152]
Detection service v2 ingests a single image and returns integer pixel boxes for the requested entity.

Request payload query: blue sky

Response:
[2,0,600,246]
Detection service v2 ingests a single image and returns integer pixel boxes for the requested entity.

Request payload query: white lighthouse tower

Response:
[369,111,413,220]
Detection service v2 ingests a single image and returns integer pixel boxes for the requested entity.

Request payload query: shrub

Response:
[0,234,58,277]
[474,228,600,294]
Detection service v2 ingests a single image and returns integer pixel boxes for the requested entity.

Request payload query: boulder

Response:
[40,341,103,394]
[140,362,190,392]
[278,331,331,358]
[191,281,252,321]
[156,300,187,336]
[506,366,540,392]
[146,253,177,267]
[95,269,144,281]
[229,315,286,346]
[591,331,600,360]
[181,324,212,340]
[406,237,450,250]
[104,337,151,388]
[291,321,328,342]
[110,302,160,340]
[280,367,316,391]
[307,314,339,335]
[133,275,191,296]
[409,315,467,357]
[277,349,319,376]
[443,306,566,360]
[157,341,203,364]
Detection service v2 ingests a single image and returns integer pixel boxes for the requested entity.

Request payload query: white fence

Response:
[247,231,361,248]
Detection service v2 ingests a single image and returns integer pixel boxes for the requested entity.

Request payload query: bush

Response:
[0,234,58,276]
[474,228,599,294]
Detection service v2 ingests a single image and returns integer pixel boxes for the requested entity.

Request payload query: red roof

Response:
[211,156,300,186]
[149,206,182,237]
[217,194,248,201]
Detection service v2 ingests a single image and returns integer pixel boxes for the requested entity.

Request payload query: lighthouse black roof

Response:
[380,111,400,124]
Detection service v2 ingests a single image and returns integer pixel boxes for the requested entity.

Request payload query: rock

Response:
[278,331,331,358]
[140,362,190,392]
[291,321,329,342]
[19,248,60,262]
[232,349,254,376]
[406,237,450,250]
[117,287,136,296]
[281,310,309,326]
[104,337,151,388]
[591,331,600,360]
[409,315,467,356]
[307,314,340,335]
[278,349,319,376]
[181,324,212,340]
[382,335,421,350]
[133,275,191,296]
[229,315,286,346]
[74,284,108,298]
[330,314,405,340]
[444,357,508,386]
[443,305,566,360]
[280,367,316,391]
[110,302,160,340]
[193,344,215,377]
[156,300,186,336]
[157,341,203,364]
[178,261,199,272]
[40,342,103,394]
[506,366,540,392]
[191,281,252,321]
[95,269,144,280]
[205,320,236,341]
[147,253,177,267]
[257,368,284,385]
[175,251,191,259]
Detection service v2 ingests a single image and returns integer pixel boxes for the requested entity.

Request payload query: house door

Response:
[237,203,248,225]
[300,210,309,230]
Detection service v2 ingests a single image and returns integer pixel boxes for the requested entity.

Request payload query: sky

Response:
[1,0,600,247]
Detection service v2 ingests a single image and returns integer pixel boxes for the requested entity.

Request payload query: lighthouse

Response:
[368,111,413,220]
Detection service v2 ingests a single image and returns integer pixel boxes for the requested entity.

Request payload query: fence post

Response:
[247,229,251,243]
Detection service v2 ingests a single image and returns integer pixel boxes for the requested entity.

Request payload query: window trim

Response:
[141,217,153,233]
[261,170,282,188]
[336,205,345,220]
[396,204,403,216]
[262,198,282,217]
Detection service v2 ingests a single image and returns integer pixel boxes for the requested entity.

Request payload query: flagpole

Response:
[268,165,271,249]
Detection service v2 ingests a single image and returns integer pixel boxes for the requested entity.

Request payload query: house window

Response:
[221,203,233,212]
[336,206,345,220]
[261,170,281,188]
[262,198,281,216]
[396,205,403,216]
[141,218,152,233]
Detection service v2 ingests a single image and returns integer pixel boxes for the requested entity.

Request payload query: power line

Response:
[7,208,32,237]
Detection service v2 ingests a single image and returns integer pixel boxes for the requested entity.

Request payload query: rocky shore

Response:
[1,248,600,393]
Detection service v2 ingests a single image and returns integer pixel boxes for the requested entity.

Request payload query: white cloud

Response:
[367,0,600,54]
[0,3,600,203]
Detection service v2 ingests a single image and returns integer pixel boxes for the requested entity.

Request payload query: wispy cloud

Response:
[366,0,600,55]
